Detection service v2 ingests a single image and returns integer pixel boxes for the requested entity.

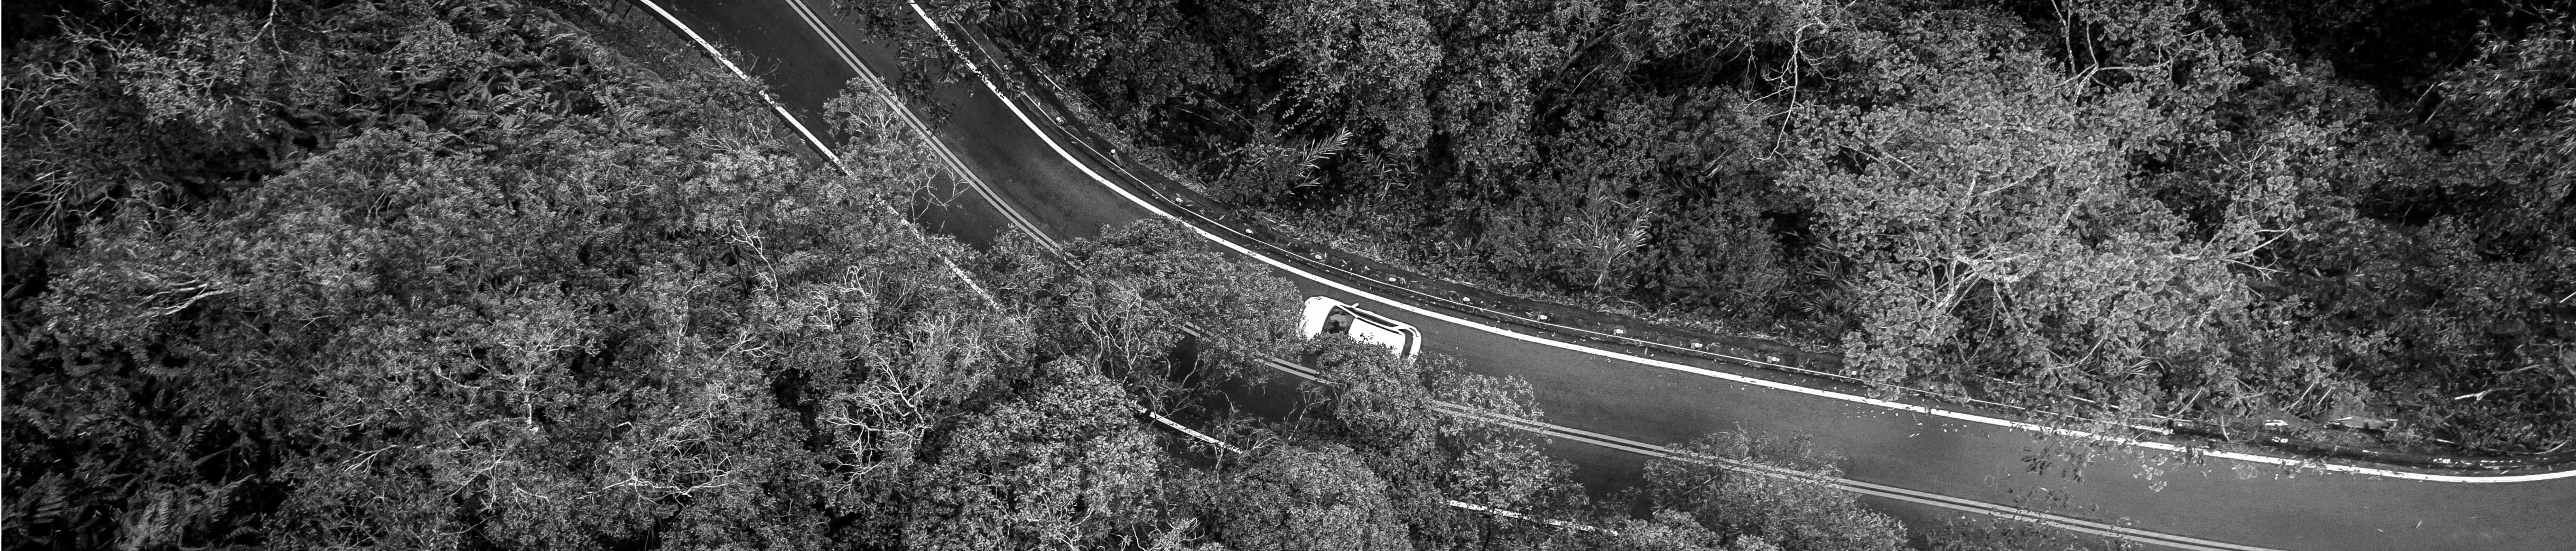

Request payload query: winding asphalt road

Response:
[637,2,2576,549]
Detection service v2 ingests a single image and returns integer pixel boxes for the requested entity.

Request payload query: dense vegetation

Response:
[923,0,2576,454]
[3,1,2029,549]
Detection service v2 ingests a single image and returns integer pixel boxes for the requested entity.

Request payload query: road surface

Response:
[635,2,2576,549]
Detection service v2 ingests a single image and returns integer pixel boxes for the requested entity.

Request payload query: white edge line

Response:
[776,0,1062,252]
[1441,501,1613,534]
[633,6,2451,543]
[905,3,2574,485]
[631,0,1011,308]
[619,4,2281,543]
[1207,352,2257,549]
[1136,406,1244,454]
[1127,360,1612,534]
[1268,357,2268,551]
[634,0,839,165]
[1440,406,2273,551]
[640,3,2201,539]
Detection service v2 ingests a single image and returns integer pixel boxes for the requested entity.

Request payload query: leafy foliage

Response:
[954,0,2576,454]
[0,1,1289,549]
[1630,432,1906,551]
[1245,337,1589,551]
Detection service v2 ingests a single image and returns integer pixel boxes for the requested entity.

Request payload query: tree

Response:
[1634,431,1905,551]
[961,0,2576,454]
[979,218,1303,411]
[904,359,1164,550]
[2,2,1031,549]
[1290,338,1584,550]
[1211,444,1413,551]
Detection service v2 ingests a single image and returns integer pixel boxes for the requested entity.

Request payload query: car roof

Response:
[1342,314,1413,354]
[1303,297,1418,356]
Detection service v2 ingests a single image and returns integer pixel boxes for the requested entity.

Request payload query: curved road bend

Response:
[643,2,2575,549]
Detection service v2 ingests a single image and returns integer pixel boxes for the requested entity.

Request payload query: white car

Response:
[1299,296,1421,357]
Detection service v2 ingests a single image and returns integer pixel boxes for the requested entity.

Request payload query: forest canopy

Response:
[925,0,2576,455]
[1,1,1989,549]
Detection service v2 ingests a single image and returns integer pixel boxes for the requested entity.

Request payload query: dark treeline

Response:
[1,1,2048,549]
[919,0,2576,454]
